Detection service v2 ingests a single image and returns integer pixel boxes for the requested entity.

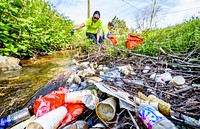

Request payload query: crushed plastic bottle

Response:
[136,104,177,129]
[138,92,171,116]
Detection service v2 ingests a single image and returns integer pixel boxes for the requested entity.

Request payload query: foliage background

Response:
[0,0,73,58]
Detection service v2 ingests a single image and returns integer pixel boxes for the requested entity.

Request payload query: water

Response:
[0,50,75,117]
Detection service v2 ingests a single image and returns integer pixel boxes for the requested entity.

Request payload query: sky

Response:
[46,0,200,29]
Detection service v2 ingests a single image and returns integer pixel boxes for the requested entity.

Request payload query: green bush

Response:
[134,18,200,56]
[0,0,73,58]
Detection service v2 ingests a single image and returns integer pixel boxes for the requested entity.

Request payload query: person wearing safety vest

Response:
[70,11,103,44]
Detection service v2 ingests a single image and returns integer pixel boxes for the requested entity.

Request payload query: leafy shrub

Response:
[0,0,73,58]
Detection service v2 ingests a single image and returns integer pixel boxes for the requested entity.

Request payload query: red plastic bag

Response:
[34,87,69,118]
[126,34,144,49]
[109,34,118,46]
[60,103,85,126]
[34,87,85,127]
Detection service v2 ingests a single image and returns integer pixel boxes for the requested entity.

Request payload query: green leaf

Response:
[12,24,20,29]
[9,6,18,13]
[4,48,11,51]
[22,34,30,38]
[17,44,27,50]
[11,34,18,38]
[4,51,10,56]
[10,44,18,53]
[3,31,9,36]
[0,38,9,42]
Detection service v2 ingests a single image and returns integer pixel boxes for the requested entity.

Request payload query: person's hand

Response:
[70,29,74,35]
[96,40,100,45]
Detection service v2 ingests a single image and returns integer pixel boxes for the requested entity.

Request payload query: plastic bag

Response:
[126,34,144,49]
[33,87,85,127]
[60,103,85,126]
[109,34,118,46]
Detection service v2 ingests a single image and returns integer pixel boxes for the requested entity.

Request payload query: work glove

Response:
[70,29,74,35]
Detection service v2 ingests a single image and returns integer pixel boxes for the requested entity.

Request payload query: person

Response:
[70,10,103,44]
[100,22,114,42]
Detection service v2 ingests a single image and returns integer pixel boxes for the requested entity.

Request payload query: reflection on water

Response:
[0,50,75,116]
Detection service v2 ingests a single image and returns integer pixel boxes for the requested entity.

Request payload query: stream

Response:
[0,50,75,117]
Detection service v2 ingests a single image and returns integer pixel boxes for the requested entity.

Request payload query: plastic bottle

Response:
[147,95,171,116]
[0,108,31,128]
[65,89,97,103]
[138,92,171,116]
[136,104,177,129]
[61,120,89,129]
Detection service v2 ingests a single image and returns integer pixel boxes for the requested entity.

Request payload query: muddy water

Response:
[0,50,75,116]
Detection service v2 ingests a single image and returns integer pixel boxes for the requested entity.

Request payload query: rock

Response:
[0,56,22,71]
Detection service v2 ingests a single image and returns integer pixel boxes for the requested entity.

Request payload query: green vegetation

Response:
[0,0,199,59]
[134,17,200,56]
[0,0,73,58]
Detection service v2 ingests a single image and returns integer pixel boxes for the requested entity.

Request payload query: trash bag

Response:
[126,34,144,49]
[109,34,118,46]
[33,87,85,127]
[60,103,85,126]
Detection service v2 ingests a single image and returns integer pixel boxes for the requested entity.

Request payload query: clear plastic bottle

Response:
[0,108,31,128]
[136,104,177,129]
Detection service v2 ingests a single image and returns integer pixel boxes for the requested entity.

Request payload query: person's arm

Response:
[73,23,85,30]
[104,27,111,41]
[70,23,85,35]
[96,28,101,42]
[105,34,110,41]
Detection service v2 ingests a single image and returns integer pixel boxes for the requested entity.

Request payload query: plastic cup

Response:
[96,97,117,121]
[26,106,67,129]
[82,94,99,110]
[169,76,185,85]
[65,90,97,103]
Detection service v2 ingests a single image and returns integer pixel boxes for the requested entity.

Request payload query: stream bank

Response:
[0,50,76,117]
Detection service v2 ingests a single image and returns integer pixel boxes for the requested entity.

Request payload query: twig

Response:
[183,47,200,61]
[159,47,184,60]
[111,122,132,129]
[116,108,126,123]
[172,84,200,94]
[127,110,140,129]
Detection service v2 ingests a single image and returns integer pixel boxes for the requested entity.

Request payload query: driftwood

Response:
[24,69,72,109]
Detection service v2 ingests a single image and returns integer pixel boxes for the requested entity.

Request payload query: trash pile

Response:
[0,50,200,129]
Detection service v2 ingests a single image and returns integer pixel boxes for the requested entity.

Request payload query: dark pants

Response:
[86,32,103,44]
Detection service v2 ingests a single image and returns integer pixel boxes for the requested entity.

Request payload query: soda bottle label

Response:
[138,105,166,129]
